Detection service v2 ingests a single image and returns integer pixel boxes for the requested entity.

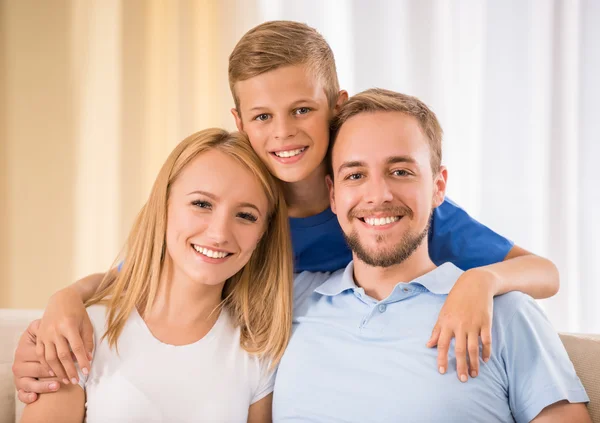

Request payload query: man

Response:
[272,88,590,422]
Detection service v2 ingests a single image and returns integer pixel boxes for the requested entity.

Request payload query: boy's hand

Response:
[426,268,497,382]
[13,320,60,403]
[36,287,94,386]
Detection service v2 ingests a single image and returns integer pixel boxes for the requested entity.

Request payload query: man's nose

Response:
[364,176,394,204]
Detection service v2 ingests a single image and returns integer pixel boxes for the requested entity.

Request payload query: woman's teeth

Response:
[364,216,400,226]
[193,245,229,258]
[273,147,306,158]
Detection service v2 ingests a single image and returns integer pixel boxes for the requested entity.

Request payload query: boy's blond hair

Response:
[329,88,443,176]
[228,20,340,112]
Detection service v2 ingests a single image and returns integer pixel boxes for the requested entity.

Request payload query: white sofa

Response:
[2,309,600,422]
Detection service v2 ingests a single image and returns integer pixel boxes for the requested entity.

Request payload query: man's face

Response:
[328,111,446,267]
[232,64,342,183]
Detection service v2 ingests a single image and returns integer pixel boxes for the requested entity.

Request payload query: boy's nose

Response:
[273,116,297,140]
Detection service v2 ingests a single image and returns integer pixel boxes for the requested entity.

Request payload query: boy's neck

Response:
[284,161,330,218]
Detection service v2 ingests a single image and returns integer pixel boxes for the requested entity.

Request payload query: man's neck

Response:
[283,162,330,218]
[352,243,436,301]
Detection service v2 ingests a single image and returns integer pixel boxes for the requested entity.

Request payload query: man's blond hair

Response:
[329,88,443,176]
[228,21,340,112]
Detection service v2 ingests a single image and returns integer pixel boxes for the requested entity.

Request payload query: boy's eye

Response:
[294,107,311,115]
[237,212,258,222]
[254,113,270,122]
[192,200,212,209]
[392,169,411,177]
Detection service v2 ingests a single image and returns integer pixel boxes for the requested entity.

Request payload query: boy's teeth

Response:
[274,147,305,158]
[364,216,400,226]
[193,245,228,259]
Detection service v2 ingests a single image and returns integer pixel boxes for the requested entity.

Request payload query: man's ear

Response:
[231,108,244,132]
[334,90,349,114]
[326,175,337,214]
[432,166,448,208]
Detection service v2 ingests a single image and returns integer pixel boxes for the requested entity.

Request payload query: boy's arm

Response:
[427,199,560,382]
[13,271,109,404]
[20,378,85,423]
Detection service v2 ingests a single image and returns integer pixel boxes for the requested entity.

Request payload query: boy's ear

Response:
[231,108,244,132]
[326,175,337,215]
[334,90,349,114]
[432,166,448,208]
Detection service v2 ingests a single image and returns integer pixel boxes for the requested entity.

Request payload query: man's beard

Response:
[343,212,432,268]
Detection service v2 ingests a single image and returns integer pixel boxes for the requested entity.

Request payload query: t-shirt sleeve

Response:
[428,197,514,270]
[500,294,589,423]
[251,359,276,404]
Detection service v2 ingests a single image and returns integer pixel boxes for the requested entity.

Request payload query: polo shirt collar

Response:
[314,261,464,298]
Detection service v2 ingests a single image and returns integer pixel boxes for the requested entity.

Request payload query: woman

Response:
[20,129,293,422]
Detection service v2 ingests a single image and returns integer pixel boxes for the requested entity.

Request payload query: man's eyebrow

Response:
[337,160,366,176]
[387,156,416,165]
[187,190,262,215]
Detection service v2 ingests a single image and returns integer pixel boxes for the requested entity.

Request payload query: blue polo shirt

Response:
[290,197,514,273]
[273,263,588,423]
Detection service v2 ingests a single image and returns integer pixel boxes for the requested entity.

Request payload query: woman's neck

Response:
[284,161,331,218]
[142,263,225,345]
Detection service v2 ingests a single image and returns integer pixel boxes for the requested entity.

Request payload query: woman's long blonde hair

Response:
[87,129,293,364]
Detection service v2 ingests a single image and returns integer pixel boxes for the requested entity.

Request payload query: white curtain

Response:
[244,0,600,333]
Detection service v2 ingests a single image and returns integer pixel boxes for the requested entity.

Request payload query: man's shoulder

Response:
[493,291,538,322]
[292,269,344,310]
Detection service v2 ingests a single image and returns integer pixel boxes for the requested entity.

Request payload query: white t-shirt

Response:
[78,304,275,422]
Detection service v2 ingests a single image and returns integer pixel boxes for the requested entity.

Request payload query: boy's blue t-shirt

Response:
[290,197,514,273]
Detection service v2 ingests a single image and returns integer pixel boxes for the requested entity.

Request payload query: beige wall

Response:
[0,0,237,308]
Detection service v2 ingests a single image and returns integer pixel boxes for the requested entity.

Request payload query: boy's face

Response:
[232,65,343,183]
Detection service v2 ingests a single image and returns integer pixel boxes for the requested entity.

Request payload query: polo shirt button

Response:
[378,304,387,313]
[403,288,409,292]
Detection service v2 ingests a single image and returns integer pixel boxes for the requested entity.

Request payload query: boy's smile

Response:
[232,64,333,184]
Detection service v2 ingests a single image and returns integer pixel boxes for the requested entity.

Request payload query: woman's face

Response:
[165,149,270,288]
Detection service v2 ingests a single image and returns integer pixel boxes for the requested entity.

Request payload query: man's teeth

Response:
[364,216,400,226]
[193,245,229,259]
[274,147,306,158]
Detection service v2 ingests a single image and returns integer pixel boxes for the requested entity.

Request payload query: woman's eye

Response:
[237,212,258,222]
[254,113,270,122]
[192,200,212,209]
[294,107,311,115]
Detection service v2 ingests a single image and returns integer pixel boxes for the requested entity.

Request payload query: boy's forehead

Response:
[236,64,327,109]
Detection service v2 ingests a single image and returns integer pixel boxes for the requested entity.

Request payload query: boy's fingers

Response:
[454,332,468,383]
[427,323,441,348]
[467,332,480,377]
[436,328,452,375]
[481,326,493,362]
